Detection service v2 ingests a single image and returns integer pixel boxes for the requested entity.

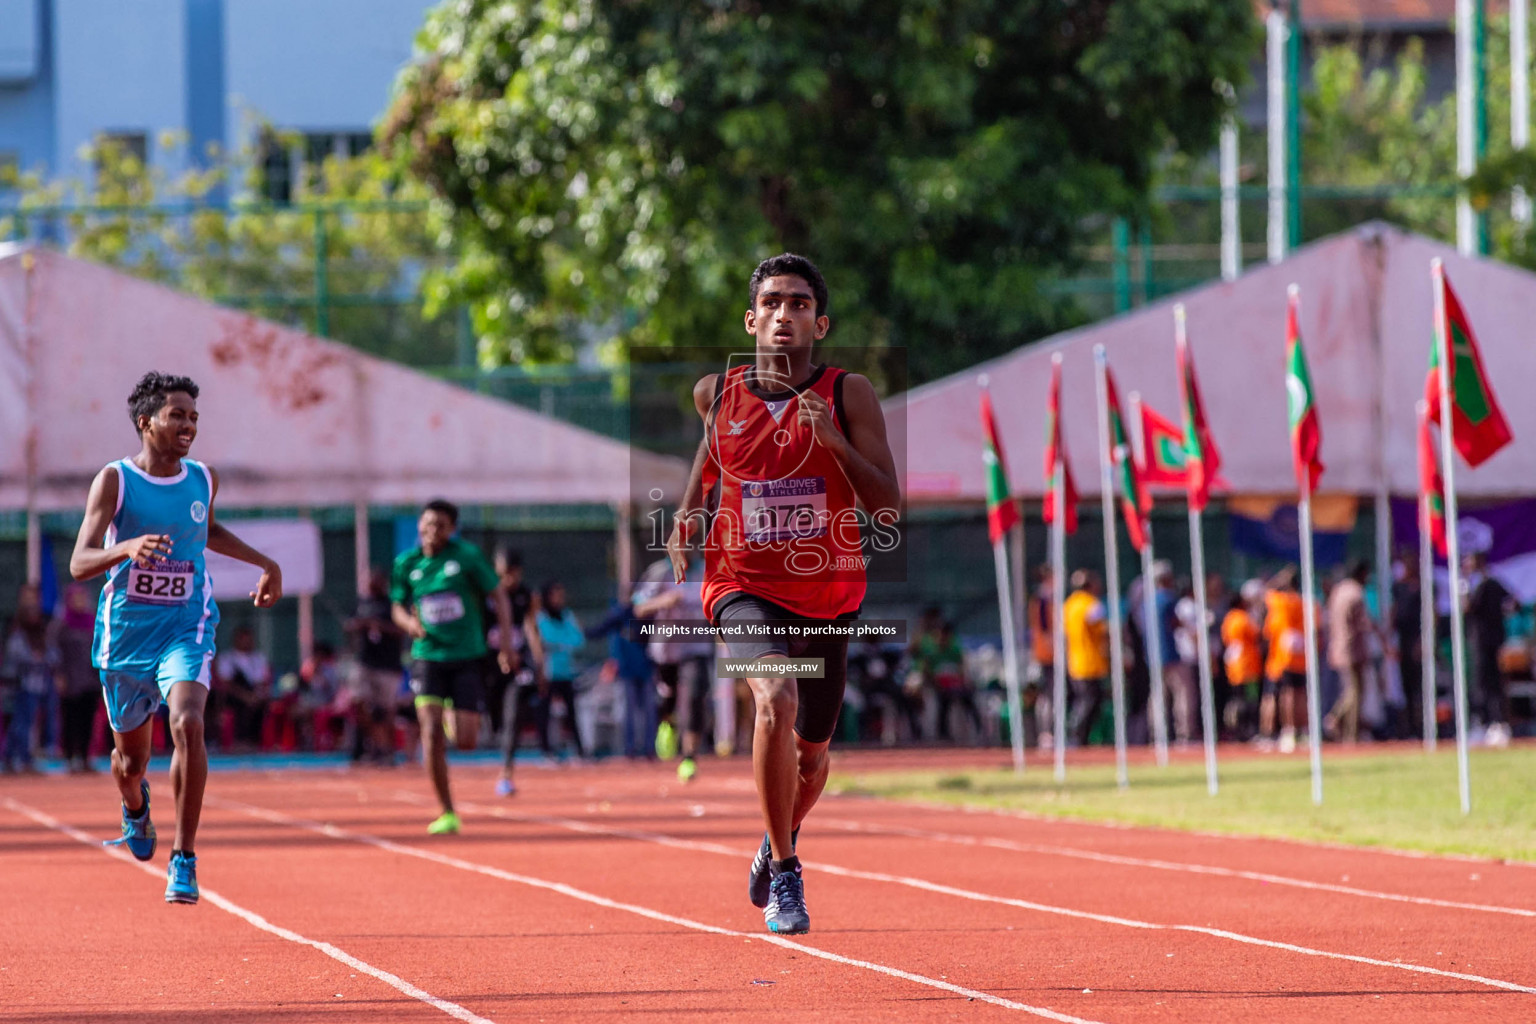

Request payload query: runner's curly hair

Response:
[128,371,199,434]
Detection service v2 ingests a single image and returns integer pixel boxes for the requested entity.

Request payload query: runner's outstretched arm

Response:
[666,374,720,583]
[203,468,284,608]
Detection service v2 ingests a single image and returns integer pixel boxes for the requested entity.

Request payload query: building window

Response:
[257,129,373,204]
[95,131,148,169]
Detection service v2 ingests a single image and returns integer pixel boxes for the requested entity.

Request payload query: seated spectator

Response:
[345,568,406,764]
[299,643,348,752]
[931,622,982,743]
[215,625,272,750]
[2,584,60,774]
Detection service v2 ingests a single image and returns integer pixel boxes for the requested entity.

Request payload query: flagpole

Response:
[1417,402,1438,754]
[994,540,1026,773]
[1432,259,1472,815]
[1290,285,1325,806]
[1130,391,1170,767]
[1052,359,1069,782]
[1175,304,1220,797]
[1298,492,1325,805]
[1093,346,1130,789]
[980,375,1027,774]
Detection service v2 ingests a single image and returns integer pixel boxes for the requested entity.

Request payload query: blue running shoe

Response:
[748,826,798,909]
[165,851,199,904]
[104,781,156,862]
[763,869,809,935]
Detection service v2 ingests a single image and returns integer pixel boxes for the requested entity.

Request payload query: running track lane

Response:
[0,797,488,1024]
[239,769,1534,1021]
[2,780,1098,1023]
[4,751,1534,1022]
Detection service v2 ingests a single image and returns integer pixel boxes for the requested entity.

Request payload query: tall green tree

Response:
[384,0,1257,380]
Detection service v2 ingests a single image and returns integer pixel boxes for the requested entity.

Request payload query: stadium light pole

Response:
[1286,0,1303,250]
[1457,0,1481,255]
[1514,0,1531,229]
[1219,92,1241,282]
[1267,1,1288,264]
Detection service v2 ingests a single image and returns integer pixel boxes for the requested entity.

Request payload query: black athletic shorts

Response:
[714,592,850,745]
[410,657,487,713]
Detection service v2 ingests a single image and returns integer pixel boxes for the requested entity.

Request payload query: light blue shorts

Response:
[101,642,214,733]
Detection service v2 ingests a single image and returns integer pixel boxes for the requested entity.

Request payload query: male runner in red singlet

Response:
[667,253,901,934]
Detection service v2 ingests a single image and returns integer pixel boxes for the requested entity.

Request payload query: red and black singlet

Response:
[700,363,867,622]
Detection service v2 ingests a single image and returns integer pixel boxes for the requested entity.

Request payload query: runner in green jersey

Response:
[391,499,513,834]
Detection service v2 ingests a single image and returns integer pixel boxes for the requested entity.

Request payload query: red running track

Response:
[2,748,1534,1023]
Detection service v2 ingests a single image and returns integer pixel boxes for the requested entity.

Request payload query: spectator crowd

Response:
[2,545,1530,774]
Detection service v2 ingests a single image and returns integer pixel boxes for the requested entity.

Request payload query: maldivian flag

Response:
[1043,359,1080,535]
[1177,331,1223,513]
[1286,288,1324,495]
[1426,267,1513,467]
[1138,401,1188,492]
[1418,403,1449,558]
[980,387,1019,545]
[1104,367,1148,552]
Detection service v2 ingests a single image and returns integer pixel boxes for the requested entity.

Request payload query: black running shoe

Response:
[763,870,809,934]
[748,827,798,909]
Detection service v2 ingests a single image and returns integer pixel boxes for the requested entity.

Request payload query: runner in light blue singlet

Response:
[94,456,220,732]
[72,371,283,906]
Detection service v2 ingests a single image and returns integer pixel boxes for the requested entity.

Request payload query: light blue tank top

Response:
[93,458,219,672]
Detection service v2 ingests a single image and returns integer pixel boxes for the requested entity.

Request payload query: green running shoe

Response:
[655,721,678,760]
[427,811,461,835]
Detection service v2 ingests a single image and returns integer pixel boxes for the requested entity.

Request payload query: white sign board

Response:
[205,518,323,599]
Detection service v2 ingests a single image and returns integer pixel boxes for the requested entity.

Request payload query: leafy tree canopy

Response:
[385,0,1257,380]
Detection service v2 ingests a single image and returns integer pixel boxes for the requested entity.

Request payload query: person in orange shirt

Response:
[1221,585,1263,739]
[1262,566,1309,753]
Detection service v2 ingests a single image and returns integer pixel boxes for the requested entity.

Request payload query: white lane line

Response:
[207,796,1109,1024]
[2,797,495,1024]
[809,817,1536,918]
[411,792,1536,998]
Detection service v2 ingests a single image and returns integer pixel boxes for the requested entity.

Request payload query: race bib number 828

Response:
[126,559,196,606]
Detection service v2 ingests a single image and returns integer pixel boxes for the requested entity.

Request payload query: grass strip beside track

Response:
[829,746,1536,863]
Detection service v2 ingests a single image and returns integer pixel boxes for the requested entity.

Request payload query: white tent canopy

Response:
[0,246,685,513]
[890,223,1533,502]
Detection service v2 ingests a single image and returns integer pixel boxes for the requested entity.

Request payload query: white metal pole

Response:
[1130,391,1170,766]
[354,500,371,597]
[1175,304,1219,796]
[1298,493,1325,805]
[1053,461,1068,783]
[1267,7,1288,265]
[1457,0,1478,255]
[1093,346,1129,789]
[1220,113,1241,281]
[1010,519,1026,674]
[1417,415,1438,753]
[1188,508,1219,796]
[1514,0,1531,227]
[1433,259,1472,814]
[994,540,1027,773]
